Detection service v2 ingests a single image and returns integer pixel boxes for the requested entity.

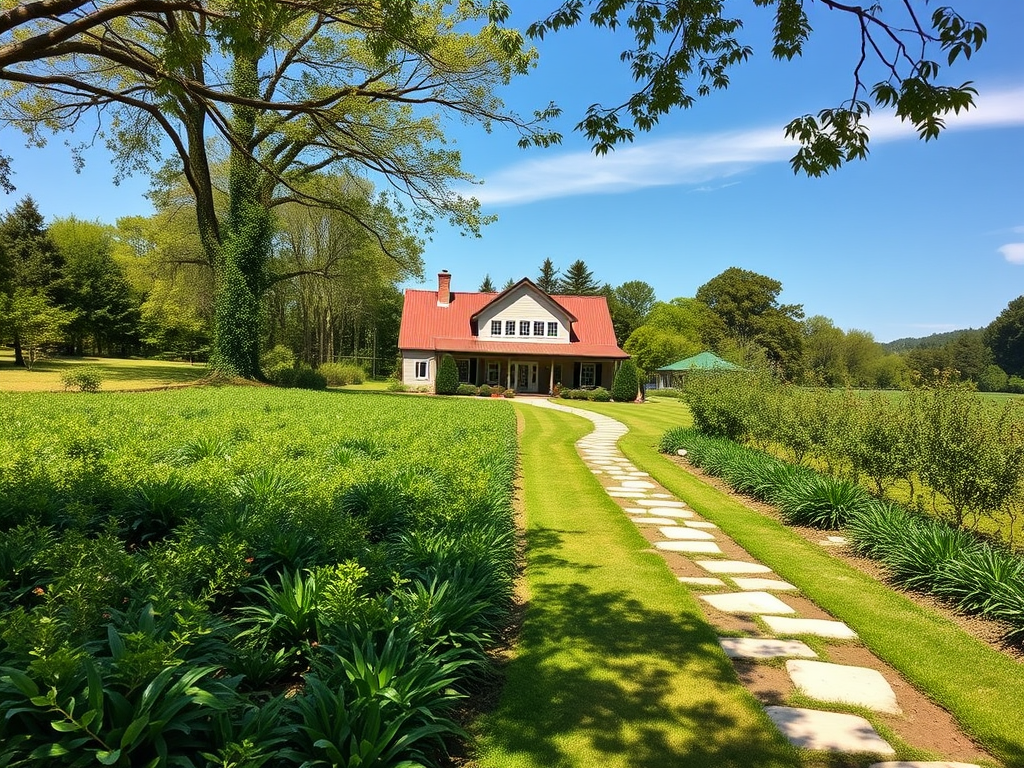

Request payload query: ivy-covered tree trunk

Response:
[211,54,273,379]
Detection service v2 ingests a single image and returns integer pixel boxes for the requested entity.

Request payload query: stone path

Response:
[521,399,982,767]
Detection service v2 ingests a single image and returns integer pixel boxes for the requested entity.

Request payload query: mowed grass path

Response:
[568,398,1024,768]
[472,402,797,768]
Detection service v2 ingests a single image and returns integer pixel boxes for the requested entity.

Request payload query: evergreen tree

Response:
[479,274,496,292]
[435,354,459,395]
[536,258,560,293]
[501,277,516,291]
[985,296,1024,377]
[612,358,640,402]
[0,196,65,366]
[560,260,600,295]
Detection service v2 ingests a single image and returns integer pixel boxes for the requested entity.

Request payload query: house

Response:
[398,271,629,393]
[650,351,743,389]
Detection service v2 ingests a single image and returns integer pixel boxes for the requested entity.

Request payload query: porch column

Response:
[506,357,511,389]
[548,362,555,395]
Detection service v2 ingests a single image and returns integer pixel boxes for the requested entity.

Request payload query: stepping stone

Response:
[701,591,796,615]
[765,707,894,754]
[655,541,723,554]
[628,472,650,477]
[636,499,686,508]
[732,577,797,591]
[697,560,772,575]
[762,616,858,640]
[869,763,981,768]
[651,493,674,498]
[630,517,680,525]
[658,526,716,540]
[646,509,693,519]
[622,507,648,515]
[787,660,901,714]
[719,637,817,660]
[608,490,647,498]
[590,469,603,474]
[679,576,726,587]
[684,521,717,529]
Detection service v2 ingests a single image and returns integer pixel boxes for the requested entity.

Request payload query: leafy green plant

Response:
[269,365,328,390]
[773,474,874,529]
[434,355,458,396]
[611,359,639,402]
[60,366,104,393]
[587,386,611,402]
[456,383,477,396]
[478,384,492,397]
[319,362,366,386]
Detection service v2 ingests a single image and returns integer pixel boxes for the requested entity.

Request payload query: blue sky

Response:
[2,2,1022,343]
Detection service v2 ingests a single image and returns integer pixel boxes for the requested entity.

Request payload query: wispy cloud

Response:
[998,243,1024,265]
[468,85,1024,206]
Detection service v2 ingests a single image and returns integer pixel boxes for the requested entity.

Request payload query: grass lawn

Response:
[0,348,208,391]
[472,402,797,768]
[564,398,1024,768]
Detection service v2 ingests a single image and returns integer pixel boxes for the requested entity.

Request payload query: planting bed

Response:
[0,388,518,767]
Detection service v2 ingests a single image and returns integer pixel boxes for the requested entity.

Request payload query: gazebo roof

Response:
[656,352,743,372]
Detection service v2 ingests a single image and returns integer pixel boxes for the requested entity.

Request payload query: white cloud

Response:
[467,84,1024,207]
[998,243,1024,265]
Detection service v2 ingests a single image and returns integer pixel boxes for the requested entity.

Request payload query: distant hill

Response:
[882,328,983,353]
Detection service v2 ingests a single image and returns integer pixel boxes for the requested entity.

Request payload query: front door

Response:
[513,362,538,393]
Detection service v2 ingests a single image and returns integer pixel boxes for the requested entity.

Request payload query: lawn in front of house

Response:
[471,401,797,768]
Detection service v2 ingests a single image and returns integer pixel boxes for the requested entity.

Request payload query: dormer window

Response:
[491,320,502,335]
[547,322,558,337]
[534,321,545,336]
[505,320,515,335]
[520,320,531,336]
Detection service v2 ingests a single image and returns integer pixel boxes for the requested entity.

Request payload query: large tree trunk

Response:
[12,331,25,367]
[210,53,271,379]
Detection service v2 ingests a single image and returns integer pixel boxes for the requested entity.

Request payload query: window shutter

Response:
[573,362,581,388]
[470,358,478,383]
[596,363,603,387]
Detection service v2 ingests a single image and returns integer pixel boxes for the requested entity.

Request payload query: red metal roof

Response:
[399,284,628,359]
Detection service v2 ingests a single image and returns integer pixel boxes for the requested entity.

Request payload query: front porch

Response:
[453,355,617,394]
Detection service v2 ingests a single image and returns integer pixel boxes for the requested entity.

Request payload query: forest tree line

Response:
[0,191,421,375]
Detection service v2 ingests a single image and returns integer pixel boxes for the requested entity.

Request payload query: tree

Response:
[0,289,76,369]
[0,196,65,366]
[696,267,804,379]
[501,277,516,291]
[611,358,639,402]
[947,331,992,383]
[560,259,600,295]
[527,2,987,175]
[49,217,141,355]
[607,280,656,344]
[536,258,561,293]
[479,275,497,292]
[985,296,1024,377]
[621,299,717,373]
[842,329,884,388]
[0,3,558,378]
[435,354,459,395]
[802,315,847,387]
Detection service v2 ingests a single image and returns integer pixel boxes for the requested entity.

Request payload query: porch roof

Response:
[425,337,628,359]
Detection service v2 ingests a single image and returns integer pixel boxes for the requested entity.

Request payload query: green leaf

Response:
[95,748,122,765]
[50,720,82,732]
[121,714,150,748]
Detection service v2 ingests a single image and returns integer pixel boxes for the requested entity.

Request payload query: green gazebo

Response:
[652,351,742,389]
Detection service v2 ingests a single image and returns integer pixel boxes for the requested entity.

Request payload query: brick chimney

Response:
[437,270,451,306]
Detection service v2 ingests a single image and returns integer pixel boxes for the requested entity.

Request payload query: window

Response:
[487,362,500,384]
[414,360,428,380]
[505,320,515,335]
[547,322,558,337]
[534,321,545,336]
[580,363,596,387]
[520,320,531,336]
[491,320,502,335]
[456,359,470,383]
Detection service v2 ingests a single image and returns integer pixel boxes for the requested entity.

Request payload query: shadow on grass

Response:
[479,528,797,768]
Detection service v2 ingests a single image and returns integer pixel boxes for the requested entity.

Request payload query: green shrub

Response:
[435,355,459,395]
[60,366,104,393]
[611,359,639,402]
[456,383,478,396]
[260,344,295,375]
[269,365,328,390]
[1007,376,1024,394]
[386,378,408,392]
[503,388,516,398]
[773,474,874,529]
[587,387,611,402]
[319,362,366,386]
[478,384,492,397]
[648,387,684,399]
